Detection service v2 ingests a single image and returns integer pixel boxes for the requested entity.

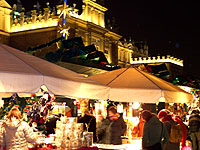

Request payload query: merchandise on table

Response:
[55,116,93,149]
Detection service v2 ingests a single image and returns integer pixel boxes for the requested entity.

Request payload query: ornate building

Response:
[131,55,184,79]
[118,40,148,67]
[0,0,148,68]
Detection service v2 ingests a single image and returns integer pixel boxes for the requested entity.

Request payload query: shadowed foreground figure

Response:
[142,110,169,150]
[97,106,127,145]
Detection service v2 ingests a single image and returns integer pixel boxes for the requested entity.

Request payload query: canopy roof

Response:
[89,66,193,103]
[0,44,109,99]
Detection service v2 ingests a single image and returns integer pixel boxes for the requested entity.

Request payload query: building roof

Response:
[56,61,108,77]
[0,0,12,8]
[6,0,83,14]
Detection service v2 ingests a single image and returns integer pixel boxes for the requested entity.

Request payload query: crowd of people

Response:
[135,109,200,150]
[0,105,199,150]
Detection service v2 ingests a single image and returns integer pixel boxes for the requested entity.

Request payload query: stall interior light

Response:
[159,97,165,102]
[95,103,100,110]
[0,98,4,108]
[117,103,123,113]
[132,102,140,109]
[42,94,49,100]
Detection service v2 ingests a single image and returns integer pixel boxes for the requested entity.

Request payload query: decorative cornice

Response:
[83,0,107,12]
[131,55,183,67]
[10,26,57,36]
[0,30,10,36]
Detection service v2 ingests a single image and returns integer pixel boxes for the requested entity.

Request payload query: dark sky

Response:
[104,0,200,77]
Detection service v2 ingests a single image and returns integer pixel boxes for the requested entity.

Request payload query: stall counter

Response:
[93,138,142,150]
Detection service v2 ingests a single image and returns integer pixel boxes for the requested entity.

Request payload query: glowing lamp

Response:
[95,103,100,110]
[132,102,140,109]
[159,97,165,102]
[117,103,123,113]
[0,98,4,108]
[42,93,49,100]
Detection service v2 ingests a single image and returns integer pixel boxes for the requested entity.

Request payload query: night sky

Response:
[104,0,200,77]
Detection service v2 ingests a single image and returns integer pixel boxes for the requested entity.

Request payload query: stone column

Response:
[100,13,105,27]
[111,40,118,65]
[84,4,88,21]
[4,8,12,32]
[81,5,85,20]
[0,7,3,30]
[87,7,91,22]
[90,8,94,23]
[98,11,101,26]
[118,47,121,61]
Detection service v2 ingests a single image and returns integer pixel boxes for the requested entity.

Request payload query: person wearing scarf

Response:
[158,109,187,150]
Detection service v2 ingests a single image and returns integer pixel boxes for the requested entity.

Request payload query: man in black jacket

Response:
[97,106,127,145]
[189,109,200,150]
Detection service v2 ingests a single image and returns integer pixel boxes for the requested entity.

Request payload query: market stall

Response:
[0,44,194,150]
[0,44,109,100]
[89,65,193,103]
[0,44,111,149]
[89,65,193,149]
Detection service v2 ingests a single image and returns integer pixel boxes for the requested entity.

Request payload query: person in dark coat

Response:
[158,109,179,150]
[45,114,61,136]
[188,109,200,150]
[142,110,169,150]
[78,99,97,143]
[97,106,127,145]
[78,113,97,142]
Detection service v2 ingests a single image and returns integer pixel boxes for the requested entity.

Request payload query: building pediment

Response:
[0,0,11,9]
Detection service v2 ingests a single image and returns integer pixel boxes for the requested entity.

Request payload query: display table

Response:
[28,147,98,150]
[93,138,142,150]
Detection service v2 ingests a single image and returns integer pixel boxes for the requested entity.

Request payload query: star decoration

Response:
[58,2,72,19]
[59,26,70,39]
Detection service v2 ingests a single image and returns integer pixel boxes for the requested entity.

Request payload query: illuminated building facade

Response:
[131,55,184,79]
[0,0,148,67]
[118,40,148,67]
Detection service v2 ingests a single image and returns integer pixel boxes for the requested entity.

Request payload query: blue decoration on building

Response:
[63,0,67,38]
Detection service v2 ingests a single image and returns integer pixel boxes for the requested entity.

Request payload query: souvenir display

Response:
[55,117,87,149]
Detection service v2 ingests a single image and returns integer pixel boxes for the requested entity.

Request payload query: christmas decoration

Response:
[26,36,64,54]
[58,25,70,39]
[23,93,39,113]
[0,93,27,119]
[58,1,71,21]
[58,0,72,39]
[27,92,56,123]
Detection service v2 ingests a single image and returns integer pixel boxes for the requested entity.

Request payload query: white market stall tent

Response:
[89,65,193,103]
[0,44,109,100]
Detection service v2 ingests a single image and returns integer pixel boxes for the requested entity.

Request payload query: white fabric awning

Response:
[0,44,109,100]
[89,66,193,103]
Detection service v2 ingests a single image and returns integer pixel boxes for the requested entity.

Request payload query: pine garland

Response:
[26,36,64,55]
